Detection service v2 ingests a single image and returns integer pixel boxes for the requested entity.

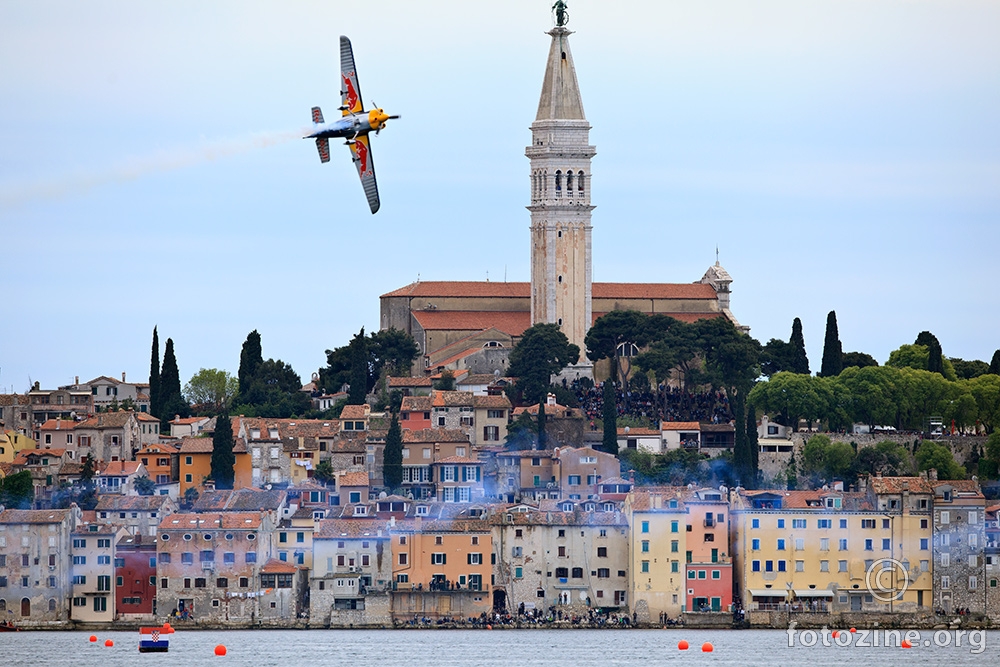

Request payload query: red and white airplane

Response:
[305,36,398,214]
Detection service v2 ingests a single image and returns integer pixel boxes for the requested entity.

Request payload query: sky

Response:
[1,0,998,393]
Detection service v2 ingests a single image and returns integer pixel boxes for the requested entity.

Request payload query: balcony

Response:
[703,518,715,528]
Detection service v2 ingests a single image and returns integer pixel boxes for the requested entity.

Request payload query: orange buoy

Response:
[678,640,689,650]
[486,624,492,630]
[214,645,227,656]
[104,639,114,647]
[832,630,839,638]
[702,642,714,653]
[89,635,98,643]
[849,627,857,633]
[901,639,912,649]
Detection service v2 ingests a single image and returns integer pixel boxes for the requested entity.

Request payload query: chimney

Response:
[547,393,556,407]
[928,468,938,482]
[75,376,79,385]
[122,372,126,382]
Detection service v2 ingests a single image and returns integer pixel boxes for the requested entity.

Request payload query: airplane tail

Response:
[311,106,325,124]
[315,138,330,163]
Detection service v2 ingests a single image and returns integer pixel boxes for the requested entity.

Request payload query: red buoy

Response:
[702,642,714,653]
[901,639,912,649]
[215,645,227,656]
[89,635,98,643]
[104,639,114,647]
[832,630,839,638]
[678,640,689,650]
[850,627,857,633]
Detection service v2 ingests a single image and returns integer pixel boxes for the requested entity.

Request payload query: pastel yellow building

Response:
[0,430,36,464]
[624,486,689,621]
[730,482,932,613]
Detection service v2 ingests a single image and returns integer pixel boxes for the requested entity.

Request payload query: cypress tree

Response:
[746,401,759,488]
[820,311,843,377]
[789,317,809,375]
[149,326,161,418]
[601,380,618,456]
[211,414,235,490]
[348,328,369,405]
[383,414,403,491]
[916,332,944,375]
[238,330,263,397]
[537,400,547,450]
[159,338,187,431]
[990,350,1000,375]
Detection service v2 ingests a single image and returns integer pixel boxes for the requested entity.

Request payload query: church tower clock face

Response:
[527,24,595,359]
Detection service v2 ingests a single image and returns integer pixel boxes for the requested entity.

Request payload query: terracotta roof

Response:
[413,310,532,337]
[432,390,474,407]
[627,486,691,512]
[169,417,206,425]
[868,476,933,494]
[260,558,299,574]
[0,509,74,524]
[487,503,627,527]
[388,377,433,388]
[383,281,719,301]
[95,496,172,511]
[0,394,30,406]
[98,461,142,476]
[617,427,660,436]
[159,512,264,530]
[76,412,135,429]
[192,489,287,512]
[737,489,872,511]
[179,437,214,453]
[512,403,576,418]
[700,423,735,432]
[340,405,369,420]
[435,456,481,465]
[402,428,470,444]
[38,418,75,431]
[338,471,369,488]
[401,396,433,411]
[135,412,160,422]
[472,395,511,409]
[381,281,529,299]
[661,421,701,430]
[315,518,391,539]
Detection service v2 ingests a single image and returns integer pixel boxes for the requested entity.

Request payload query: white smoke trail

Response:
[0,127,308,209]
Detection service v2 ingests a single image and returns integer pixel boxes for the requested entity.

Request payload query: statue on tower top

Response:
[552,0,569,27]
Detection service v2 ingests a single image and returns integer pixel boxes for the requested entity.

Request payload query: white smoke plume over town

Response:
[0,128,306,209]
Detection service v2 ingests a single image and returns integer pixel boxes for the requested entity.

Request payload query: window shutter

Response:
[467,553,473,565]
[454,465,459,481]
[461,466,468,482]
[442,553,446,565]
[476,467,481,482]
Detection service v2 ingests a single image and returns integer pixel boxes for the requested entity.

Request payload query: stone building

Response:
[95,494,177,538]
[69,518,126,624]
[488,500,628,616]
[0,506,81,627]
[932,479,986,614]
[310,517,393,627]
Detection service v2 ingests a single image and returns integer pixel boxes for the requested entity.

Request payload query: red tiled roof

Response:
[388,377,433,388]
[617,427,660,436]
[0,509,74,524]
[340,405,369,420]
[260,558,299,574]
[402,428,470,444]
[98,461,142,476]
[39,419,75,431]
[179,437,215,453]
[412,310,531,336]
[382,281,719,301]
[159,512,263,530]
[661,421,701,430]
[401,396,433,411]
[338,471,369,488]
[315,518,391,539]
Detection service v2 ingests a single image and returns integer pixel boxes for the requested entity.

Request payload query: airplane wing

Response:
[340,36,364,117]
[348,134,380,214]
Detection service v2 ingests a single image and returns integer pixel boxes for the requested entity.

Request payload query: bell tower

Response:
[527,20,595,359]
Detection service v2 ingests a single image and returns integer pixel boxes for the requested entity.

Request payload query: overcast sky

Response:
[1,0,998,392]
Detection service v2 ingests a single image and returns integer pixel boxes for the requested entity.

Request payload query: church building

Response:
[380,16,741,378]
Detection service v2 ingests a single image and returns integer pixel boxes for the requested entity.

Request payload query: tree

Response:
[182,487,200,510]
[504,411,538,451]
[915,331,944,375]
[211,414,235,490]
[232,357,311,418]
[950,358,990,380]
[800,434,855,485]
[149,326,161,418]
[81,456,96,485]
[507,323,579,404]
[585,309,652,385]
[348,328,369,404]
[915,440,965,480]
[788,317,809,375]
[600,380,618,456]
[759,338,791,378]
[820,311,843,377]
[991,350,1000,375]
[319,328,419,397]
[849,440,913,482]
[159,337,188,430]
[314,460,335,485]
[134,476,156,496]
[842,351,878,369]
[0,470,35,509]
[383,414,403,490]
[434,370,455,391]
[887,343,958,381]
[184,368,238,414]
[238,330,263,396]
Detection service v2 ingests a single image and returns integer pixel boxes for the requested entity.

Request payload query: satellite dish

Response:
[494,369,501,381]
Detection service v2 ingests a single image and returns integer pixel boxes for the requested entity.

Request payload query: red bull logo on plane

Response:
[354,138,370,176]
[342,72,360,113]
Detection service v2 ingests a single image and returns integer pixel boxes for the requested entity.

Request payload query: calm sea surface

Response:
[3,629,994,666]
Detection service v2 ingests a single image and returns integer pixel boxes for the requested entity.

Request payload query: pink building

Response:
[684,487,732,613]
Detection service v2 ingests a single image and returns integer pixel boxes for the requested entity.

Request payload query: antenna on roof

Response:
[715,245,720,265]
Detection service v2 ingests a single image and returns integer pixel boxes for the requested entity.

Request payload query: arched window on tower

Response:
[578,171,585,193]
[555,170,562,196]
[566,171,573,196]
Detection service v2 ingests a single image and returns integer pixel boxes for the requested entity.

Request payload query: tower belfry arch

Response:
[527,22,595,363]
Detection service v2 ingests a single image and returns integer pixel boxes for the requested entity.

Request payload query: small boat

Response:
[0,623,19,632]
[138,623,174,653]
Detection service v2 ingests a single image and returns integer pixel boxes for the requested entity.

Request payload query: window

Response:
[641,521,649,533]
[97,575,111,591]
[861,519,875,529]
[671,520,679,533]
[777,561,786,572]
[840,519,848,529]
[751,538,760,551]
[641,540,649,553]
[777,539,785,551]
[467,553,482,565]
[597,547,607,557]
[597,568,610,579]
[93,596,107,613]
[73,556,86,565]
[820,560,829,572]
[940,511,950,525]
[920,538,929,550]
[820,538,829,551]
[687,570,696,580]
[195,578,207,588]
[670,540,678,553]
[568,475,581,486]
[941,553,950,567]
[864,539,873,551]
[751,560,760,572]
[558,546,567,557]
[431,553,446,565]
[941,575,950,590]
[839,539,848,551]
[398,553,408,565]
[839,560,847,572]
[514,567,523,578]
[245,553,256,563]
[794,538,803,550]
[181,552,193,565]
[97,555,111,565]
[795,560,805,572]
[882,538,891,551]
[818,519,831,529]
[641,561,649,573]
[777,519,785,529]
[511,547,522,558]
[224,552,235,564]
[792,519,806,529]
[751,519,760,529]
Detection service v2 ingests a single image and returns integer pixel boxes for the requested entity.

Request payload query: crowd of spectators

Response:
[573,381,733,427]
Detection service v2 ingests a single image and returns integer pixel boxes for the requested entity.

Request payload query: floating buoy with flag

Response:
[139,623,174,653]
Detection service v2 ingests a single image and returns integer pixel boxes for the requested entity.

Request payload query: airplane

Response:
[305,35,399,214]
